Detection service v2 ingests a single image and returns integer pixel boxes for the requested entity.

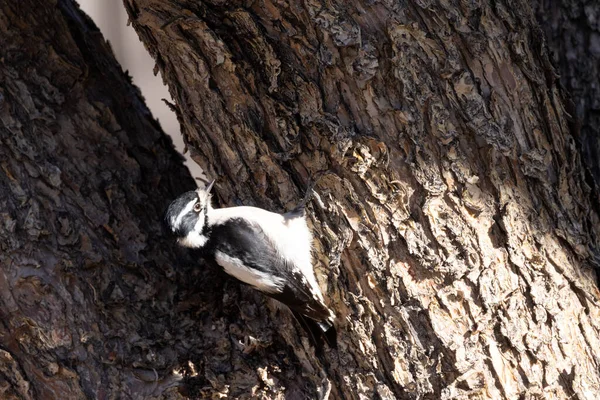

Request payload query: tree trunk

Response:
[533,0,600,186]
[123,0,600,399]
[0,1,201,398]
[2,0,600,399]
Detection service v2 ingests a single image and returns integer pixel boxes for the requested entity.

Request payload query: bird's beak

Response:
[205,179,215,194]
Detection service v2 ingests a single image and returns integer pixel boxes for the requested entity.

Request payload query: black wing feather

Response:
[206,218,333,323]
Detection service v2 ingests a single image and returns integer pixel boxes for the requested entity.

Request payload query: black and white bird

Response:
[166,180,336,346]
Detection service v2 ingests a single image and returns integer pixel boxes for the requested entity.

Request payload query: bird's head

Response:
[165,180,215,247]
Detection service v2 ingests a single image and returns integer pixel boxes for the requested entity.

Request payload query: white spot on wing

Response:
[215,251,284,293]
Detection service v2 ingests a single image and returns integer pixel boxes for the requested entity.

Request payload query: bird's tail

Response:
[291,310,338,351]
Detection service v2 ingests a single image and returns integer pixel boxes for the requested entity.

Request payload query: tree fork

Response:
[0,0,599,398]
[0,0,279,399]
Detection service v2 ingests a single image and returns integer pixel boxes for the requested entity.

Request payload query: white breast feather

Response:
[179,231,208,248]
[215,251,284,293]
[209,207,325,302]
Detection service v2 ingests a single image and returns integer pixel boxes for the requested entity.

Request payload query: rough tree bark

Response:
[1,1,210,399]
[533,0,600,185]
[2,0,600,399]
[122,0,600,399]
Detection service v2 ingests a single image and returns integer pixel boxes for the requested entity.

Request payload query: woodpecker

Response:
[166,180,336,346]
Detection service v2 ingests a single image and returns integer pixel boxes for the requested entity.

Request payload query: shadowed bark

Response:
[1,1,228,398]
[534,0,600,186]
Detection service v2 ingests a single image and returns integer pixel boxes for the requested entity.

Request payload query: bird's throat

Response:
[179,231,208,248]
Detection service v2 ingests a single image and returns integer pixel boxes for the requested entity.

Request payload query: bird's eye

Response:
[193,203,202,212]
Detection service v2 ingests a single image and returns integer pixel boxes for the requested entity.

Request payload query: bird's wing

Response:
[268,268,334,323]
[208,217,333,323]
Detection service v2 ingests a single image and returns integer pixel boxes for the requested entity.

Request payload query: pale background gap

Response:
[78,0,205,180]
